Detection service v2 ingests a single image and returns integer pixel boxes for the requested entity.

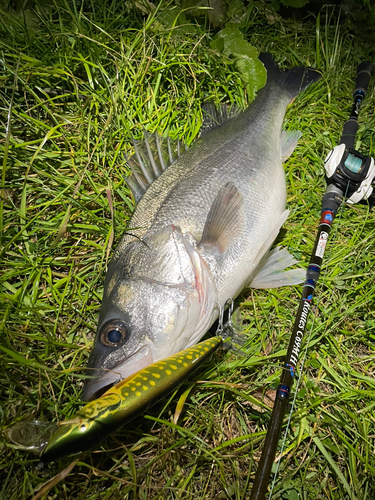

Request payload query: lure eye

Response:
[100,321,127,347]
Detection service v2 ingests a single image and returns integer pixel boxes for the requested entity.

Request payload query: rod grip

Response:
[340,61,374,148]
[340,119,358,148]
[354,61,374,96]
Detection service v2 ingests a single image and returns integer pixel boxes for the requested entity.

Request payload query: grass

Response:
[1,1,375,499]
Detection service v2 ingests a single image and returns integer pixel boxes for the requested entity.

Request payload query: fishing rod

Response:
[249,60,375,499]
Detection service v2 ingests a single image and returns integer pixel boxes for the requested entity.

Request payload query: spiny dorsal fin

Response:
[199,182,243,254]
[200,103,241,135]
[125,131,187,203]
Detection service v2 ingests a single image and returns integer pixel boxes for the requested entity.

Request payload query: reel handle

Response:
[340,61,374,149]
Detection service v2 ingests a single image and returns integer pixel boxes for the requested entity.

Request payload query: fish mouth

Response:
[82,345,154,402]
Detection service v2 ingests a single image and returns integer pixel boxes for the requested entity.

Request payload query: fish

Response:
[82,54,321,402]
[41,337,223,461]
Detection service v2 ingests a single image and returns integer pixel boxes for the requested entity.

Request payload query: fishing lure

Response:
[40,336,222,462]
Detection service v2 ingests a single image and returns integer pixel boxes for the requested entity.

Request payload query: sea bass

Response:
[82,54,321,402]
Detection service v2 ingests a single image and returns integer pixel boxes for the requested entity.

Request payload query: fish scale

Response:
[41,337,223,462]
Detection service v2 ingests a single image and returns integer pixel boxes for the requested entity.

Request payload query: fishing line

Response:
[268,181,351,500]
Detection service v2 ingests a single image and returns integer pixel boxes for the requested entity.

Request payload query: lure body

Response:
[41,337,222,462]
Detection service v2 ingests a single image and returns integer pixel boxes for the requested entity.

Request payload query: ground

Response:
[1,1,375,499]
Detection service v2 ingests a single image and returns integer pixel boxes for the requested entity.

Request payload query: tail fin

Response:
[259,53,321,99]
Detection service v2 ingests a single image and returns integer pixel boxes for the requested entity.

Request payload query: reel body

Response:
[325,144,375,205]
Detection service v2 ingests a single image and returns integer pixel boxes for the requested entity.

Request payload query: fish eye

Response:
[100,321,127,347]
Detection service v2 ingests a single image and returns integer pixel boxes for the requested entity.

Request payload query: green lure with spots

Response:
[41,337,222,462]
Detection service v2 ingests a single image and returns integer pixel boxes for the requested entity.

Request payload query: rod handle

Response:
[340,61,374,148]
[354,61,374,97]
[340,120,358,149]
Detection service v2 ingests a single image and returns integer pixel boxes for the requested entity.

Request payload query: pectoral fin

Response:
[199,182,243,254]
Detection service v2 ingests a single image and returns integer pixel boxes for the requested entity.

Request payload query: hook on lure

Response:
[216,298,247,355]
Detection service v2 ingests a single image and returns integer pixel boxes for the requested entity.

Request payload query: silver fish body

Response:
[83,55,320,402]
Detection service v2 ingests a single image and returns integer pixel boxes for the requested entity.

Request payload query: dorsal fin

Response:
[125,132,186,203]
[200,103,241,135]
